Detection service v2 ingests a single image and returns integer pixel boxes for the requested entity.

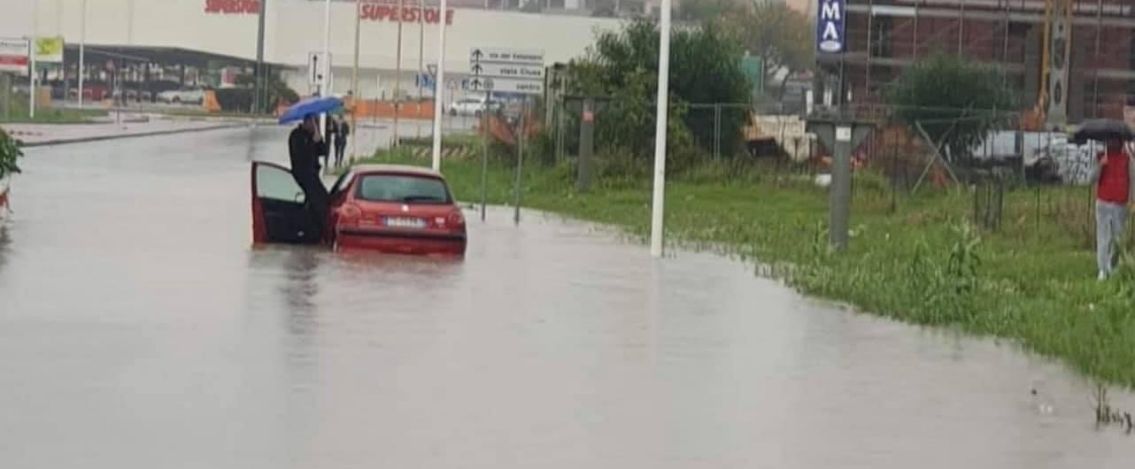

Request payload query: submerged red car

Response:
[251,162,467,255]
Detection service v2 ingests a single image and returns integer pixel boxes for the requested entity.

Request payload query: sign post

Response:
[469,47,544,223]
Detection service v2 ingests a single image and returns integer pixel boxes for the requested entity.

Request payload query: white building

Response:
[15,0,624,98]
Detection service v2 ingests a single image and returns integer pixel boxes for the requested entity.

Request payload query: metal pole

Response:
[394,0,404,148]
[430,0,449,171]
[255,0,268,114]
[321,0,332,139]
[78,0,86,109]
[649,0,672,258]
[351,0,361,162]
[418,0,425,102]
[514,102,525,224]
[830,125,852,250]
[29,41,36,119]
[480,110,488,221]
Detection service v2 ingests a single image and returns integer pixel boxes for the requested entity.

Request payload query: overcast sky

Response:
[0,1,35,39]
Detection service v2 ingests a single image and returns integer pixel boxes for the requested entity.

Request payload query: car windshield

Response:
[356,174,451,204]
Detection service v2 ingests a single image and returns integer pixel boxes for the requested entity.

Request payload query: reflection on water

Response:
[0,128,1134,468]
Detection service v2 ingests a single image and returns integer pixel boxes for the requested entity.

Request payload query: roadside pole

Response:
[30,0,38,119]
[1,73,11,119]
[513,101,525,224]
[78,0,87,109]
[480,109,488,221]
[430,0,449,171]
[254,0,267,115]
[28,38,36,119]
[320,0,331,139]
[351,0,361,163]
[394,0,404,149]
[649,0,673,257]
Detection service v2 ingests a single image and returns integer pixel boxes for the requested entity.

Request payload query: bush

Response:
[0,128,23,179]
[214,88,254,112]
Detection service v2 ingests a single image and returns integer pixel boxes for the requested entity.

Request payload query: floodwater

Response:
[0,127,1133,468]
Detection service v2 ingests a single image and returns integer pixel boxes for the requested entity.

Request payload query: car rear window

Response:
[356,174,451,204]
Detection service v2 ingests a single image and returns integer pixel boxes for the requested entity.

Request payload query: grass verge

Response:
[0,106,108,124]
[356,150,1135,388]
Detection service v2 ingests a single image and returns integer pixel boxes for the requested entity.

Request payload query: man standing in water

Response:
[1094,138,1135,280]
[289,114,330,242]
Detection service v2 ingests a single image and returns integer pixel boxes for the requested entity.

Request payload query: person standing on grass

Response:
[334,115,350,167]
[1094,138,1135,280]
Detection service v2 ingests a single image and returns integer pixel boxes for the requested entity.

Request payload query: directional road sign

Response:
[469,62,543,80]
[469,47,544,95]
[469,48,543,65]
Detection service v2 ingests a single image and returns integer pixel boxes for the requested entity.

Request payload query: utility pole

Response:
[351,0,361,162]
[30,0,38,119]
[254,0,268,114]
[394,0,404,148]
[418,0,424,102]
[78,0,87,109]
[320,0,332,139]
[430,0,448,171]
[649,0,672,257]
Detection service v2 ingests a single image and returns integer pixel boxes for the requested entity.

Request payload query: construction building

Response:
[816,0,1135,127]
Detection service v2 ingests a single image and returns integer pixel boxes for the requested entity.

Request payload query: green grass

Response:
[356,150,1135,388]
[0,105,108,124]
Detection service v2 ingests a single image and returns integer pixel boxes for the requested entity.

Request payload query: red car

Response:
[251,162,467,256]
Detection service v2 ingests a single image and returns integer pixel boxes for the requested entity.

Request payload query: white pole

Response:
[29,38,36,119]
[29,0,38,119]
[430,0,448,171]
[649,0,672,258]
[320,0,332,138]
[78,0,86,109]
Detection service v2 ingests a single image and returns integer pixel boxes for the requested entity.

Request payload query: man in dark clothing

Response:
[289,114,330,243]
[334,116,350,167]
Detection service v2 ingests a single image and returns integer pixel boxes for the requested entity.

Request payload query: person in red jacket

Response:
[1094,139,1135,280]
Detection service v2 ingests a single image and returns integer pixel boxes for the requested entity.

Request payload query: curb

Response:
[18,123,246,148]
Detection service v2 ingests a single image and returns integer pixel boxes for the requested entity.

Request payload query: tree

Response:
[568,18,750,160]
[886,54,1017,161]
[0,128,23,181]
[720,1,813,99]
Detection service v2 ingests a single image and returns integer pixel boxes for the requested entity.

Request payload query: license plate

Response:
[384,216,426,229]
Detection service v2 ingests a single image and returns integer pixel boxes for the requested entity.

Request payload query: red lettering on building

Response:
[205,0,261,14]
[360,3,453,25]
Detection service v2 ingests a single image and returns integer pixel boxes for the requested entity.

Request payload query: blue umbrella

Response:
[278,96,344,124]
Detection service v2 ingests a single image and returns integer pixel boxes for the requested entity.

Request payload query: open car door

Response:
[251,161,320,244]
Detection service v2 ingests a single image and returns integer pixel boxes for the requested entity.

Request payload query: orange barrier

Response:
[352,100,435,120]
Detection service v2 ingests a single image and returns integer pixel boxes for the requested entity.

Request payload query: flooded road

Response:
[1,128,1133,468]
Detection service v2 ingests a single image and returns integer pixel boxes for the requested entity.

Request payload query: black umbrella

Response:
[1070,119,1134,145]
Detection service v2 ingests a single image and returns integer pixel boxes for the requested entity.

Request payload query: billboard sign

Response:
[35,37,64,63]
[0,38,30,75]
[816,0,845,53]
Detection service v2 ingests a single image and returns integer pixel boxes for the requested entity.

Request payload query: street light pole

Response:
[430,0,448,171]
[254,0,267,114]
[649,0,672,258]
[78,0,87,109]
[394,0,404,148]
[351,0,361,162]
[30,0,38,119]
[320,0,332,139]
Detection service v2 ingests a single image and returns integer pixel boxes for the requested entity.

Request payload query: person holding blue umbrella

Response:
[280,96,344,241]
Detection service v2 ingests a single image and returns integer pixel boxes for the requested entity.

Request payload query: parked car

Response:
[157,86,207,104]
[251,162,467,256]
[447,97,502,117]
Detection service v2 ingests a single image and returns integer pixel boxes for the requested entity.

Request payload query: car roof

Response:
[349,164,444,178]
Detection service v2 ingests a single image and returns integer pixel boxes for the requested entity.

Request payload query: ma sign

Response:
[816,0,845,53]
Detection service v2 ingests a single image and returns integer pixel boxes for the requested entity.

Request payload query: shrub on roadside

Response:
[0,128,23,180]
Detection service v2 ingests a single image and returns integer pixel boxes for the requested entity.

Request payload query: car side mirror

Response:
[295,192,305,203]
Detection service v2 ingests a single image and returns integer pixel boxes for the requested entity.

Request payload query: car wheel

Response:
[172,97,181,104]
[449,109,457,116]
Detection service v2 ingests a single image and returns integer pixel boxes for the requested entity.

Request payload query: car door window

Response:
[256,164,304,203]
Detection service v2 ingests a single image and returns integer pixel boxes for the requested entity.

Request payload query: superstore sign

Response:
[360,4,455,24]
[204,0,454,24]
[204,0,261,14]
